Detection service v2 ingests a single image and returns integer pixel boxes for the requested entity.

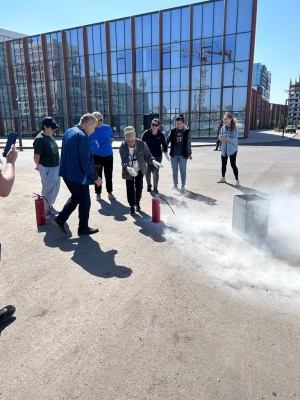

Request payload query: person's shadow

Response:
[184,190,217,205]
[226,183,269,197]
[98,199,129,222]
[42,225,132,278]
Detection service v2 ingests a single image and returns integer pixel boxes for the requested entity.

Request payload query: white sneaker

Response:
[171,184,178,190]
[234,180,240,187]
[218,177,226,183]
[180,185,186,193]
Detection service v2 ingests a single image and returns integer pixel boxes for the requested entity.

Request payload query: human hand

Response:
[189,156,192,160]
[95,177,103,187]
[6,145,18,165]
[164,152,170,161]
[152,160,163,169]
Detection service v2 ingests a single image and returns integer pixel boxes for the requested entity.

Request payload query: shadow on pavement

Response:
[97,199,129,222]
[184,190,217,205]
[41,225,132,278]
[226,183,269,198]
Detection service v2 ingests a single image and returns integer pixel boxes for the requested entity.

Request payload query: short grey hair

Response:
[92,111,103,119]
[124,126,136,139]
[79,113,98,125]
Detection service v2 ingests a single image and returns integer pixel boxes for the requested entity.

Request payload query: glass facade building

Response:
[0,0,257,138]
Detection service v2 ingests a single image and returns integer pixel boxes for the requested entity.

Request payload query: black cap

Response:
[41,117,59,130]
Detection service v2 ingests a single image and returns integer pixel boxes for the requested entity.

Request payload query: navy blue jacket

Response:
[59,125,98,185]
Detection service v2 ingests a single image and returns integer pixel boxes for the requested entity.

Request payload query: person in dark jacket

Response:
[52,113,102,236]
[119,126,161,215]
[213,120,223,151]
[141,118,169,194]
[167,114,192,193]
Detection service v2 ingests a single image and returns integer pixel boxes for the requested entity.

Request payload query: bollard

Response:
[152,198,160,223]
[232,194,270,242]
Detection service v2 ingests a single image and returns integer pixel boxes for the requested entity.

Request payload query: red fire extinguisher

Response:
[33,193,48,225]
[152,198,160,223]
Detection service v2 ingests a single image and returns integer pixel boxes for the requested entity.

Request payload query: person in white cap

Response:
[119,126,162,215]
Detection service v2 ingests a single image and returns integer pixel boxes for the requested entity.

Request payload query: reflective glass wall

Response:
[0,0,256,138]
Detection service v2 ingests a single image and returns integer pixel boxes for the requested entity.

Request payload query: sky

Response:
[0,0,298,104]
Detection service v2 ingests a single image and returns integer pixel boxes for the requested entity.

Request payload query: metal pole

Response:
[16,101,23,148]
[282,98,288,138]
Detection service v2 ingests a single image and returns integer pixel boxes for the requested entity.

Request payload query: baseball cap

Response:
[41,117,59,130]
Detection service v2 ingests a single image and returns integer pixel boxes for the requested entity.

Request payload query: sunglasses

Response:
[98,119,103,122]
[151,123,159,127]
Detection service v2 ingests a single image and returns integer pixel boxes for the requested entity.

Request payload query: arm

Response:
[34,154,40,170]
[161,132,168,153]
[119,142,130,166]
[141,130,147,143]
[186,131,192,159]
[78,136,99,182]
[0,145,18,197]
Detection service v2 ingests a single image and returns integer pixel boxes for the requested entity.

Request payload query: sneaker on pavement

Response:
[0,305,16,326]
[45,210,56,220]
[52,218,67,234]
[108,193,116,200]
[171,184,178,190]
[218,177,226,183]
[234,180,240,187]
[78,227,99,236]
[153,188,159,194]
[147,184,152,192]
[180,185,186,193]
[50,206,59,215]
[96,194,101,201]
[135,204,141,212]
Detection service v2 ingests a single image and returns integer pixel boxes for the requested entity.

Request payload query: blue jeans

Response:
[170,156,187,186]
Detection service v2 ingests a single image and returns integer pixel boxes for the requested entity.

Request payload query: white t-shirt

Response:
[128,147,140,171]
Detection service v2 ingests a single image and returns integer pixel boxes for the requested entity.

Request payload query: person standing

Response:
[90,112,116,201]
[218,112,240,186]
[52,113,102,235]
[141,118,169,194]
[119,126,161,215]
[0,144,18,325]
[167,114,192,193]
[33,117,60,219]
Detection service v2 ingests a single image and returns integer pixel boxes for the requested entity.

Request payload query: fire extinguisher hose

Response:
[32,193,50,208]
[157,195,176,216]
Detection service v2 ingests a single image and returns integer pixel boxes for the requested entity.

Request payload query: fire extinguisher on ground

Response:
[33,193,48,225]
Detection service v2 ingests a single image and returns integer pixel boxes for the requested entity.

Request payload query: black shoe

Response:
[153,188,159,194]
[135,204,141,212]
[52,218,67,234]
[78,227,99,236]
[213,148,218,151]
[0,305,16,326]
[147,185,152,192]
[130,206,136,215]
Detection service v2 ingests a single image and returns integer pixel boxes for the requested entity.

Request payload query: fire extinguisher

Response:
[33,193,48,225]
[152,198,160,223]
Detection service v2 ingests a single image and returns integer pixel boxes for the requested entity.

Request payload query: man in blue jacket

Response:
[52,114,102,236]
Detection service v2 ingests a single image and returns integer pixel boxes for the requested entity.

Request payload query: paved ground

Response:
[0,132,300,399]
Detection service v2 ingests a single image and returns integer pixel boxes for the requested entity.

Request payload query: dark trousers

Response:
[126,171,143,207]
[58,178,91,230]
[221,151,238,180]
[93,154,113,194]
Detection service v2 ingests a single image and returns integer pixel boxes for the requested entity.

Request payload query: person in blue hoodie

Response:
[52,114,102,236]
[218,112,240,187]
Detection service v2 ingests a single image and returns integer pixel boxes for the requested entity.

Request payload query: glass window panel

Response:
[202,3,213,38]
[100,24,106,53]
[212,37,223,63]
[222,88,233,111]
[110,22,116,51]
[226,0,238,34]
[94,25,101,54]
[117,55,126,74]
[125,50,132,73]
[211,64,222,88]
[211,88,221,111]
[77,29,84,56]
[202,89,210,111]
[119,95,127,115]
[192,66,200,89]
[163,70,171,91]
[171,91,180,112]
[237,0,253,32]
[152,13,159,45]
[181,41,189,67]
[214,1,224,37]
[193,5,202,39]
[234,61,248,86]
[224,63,234,87]
[111,52,117,74]
[143,93,151,113]
[136,49,143,72]
[235,32,251,61]
[191,87,200,113]
[163,91,171,113]
[163,51,170,70]
[181,68,189,90]
[143,15,151,46]
[136,94,143,113]
[87,27,94,54]
[233,87,247,111]
[126,94,133,114]
[125,19,131,49]
[181,7,190,41]
[116,20,124,48]
[143,47,152,71]
[202,38,213,64]
[202,65,211,89]
[152,47,159,70]
[93,54,102,75]
[152,92,159,110]
[102,54,107,74]
[171,46,180,69]
[170,69,181,91]
[225,34,236,63]
[135,17,142,48]
[192,40,201,66]
[163,11,171,43]
[152,73,159,92]
[171,9,181,42]
[180,91,189,112]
